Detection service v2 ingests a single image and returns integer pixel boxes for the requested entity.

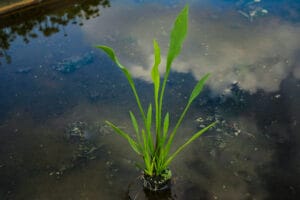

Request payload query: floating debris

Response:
[53,51,94,73]
[65,121,103,161]
[237,0,268,22]
[195,114,243,151]
[274,94,281,99]
[66,121,90,142]
[49,121,104,178]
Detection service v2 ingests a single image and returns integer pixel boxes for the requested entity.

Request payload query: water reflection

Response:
[84,0,300,94]
[0,0,110,65]
[0,0,299,199]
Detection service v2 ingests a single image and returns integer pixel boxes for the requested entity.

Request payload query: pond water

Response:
[0,0,300,199]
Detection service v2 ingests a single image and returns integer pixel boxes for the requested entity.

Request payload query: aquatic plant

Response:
[96,5,216,191]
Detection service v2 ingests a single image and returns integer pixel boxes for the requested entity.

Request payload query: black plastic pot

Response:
[127,173,208,200]
[127,175,173,200]
[142,173,172,192]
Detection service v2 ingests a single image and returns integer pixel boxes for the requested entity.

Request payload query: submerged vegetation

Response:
[96,5,216,191]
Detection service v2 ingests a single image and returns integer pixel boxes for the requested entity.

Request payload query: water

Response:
[0,0,300,199]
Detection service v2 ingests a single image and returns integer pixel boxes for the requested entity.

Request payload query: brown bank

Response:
[0,0,50,15]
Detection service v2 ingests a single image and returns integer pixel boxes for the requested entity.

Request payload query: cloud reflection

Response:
[83,2,300,94]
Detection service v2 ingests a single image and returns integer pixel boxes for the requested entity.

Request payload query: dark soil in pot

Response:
[127,174,208,200]
[142,173,172,192]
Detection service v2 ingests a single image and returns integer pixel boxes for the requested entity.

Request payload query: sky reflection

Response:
[83,0,300,94]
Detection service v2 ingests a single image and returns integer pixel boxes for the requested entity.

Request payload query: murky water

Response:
[0,0,300,199]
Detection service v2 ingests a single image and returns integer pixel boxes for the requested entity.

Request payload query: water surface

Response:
[0,0,300,199]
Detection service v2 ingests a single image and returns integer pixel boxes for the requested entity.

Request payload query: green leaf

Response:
[156,112,170,164]
[95,45,124,69]
[146,104,154,153]
[158,5,189,135]
[96,45,147,124]
[144,151,151,174]
[151,40,161,90]
[129,111,141,145]
[166,5,189,72]
[164,73,211,158]
[105,120,141,155]
[164,122,217,168]
[151,40,161,135]
[130,111,139,135]
[141,129,147,152]
[163,112,170,139]
[146,104,152,132]
[141,129,153,175]
[188,73,210,105]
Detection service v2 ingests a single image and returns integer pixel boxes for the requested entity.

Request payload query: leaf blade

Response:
[166,5,189,72]
[158,5,189,138]
[129,111,141,145]
[164,73,211,158]
[105,120,141,155]
[151,40,161,136]
[164,122,217,168]
[188,73,210,105]
[96,45,147,124]
[146,104,154,153]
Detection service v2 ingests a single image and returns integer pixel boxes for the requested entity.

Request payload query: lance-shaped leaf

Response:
[146,104,154,153]
[163,122,217,168]
[164,73,211,158]
[187,73,210,105]
[158,112,169,150]
[151,40,161,96]
[159,5,189,129]
[105,121,141,155]
[129,111,141,145]
[166,5,188,72]
[96,45,146,123]
[163,112,170,139]
[151,39,161,134]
